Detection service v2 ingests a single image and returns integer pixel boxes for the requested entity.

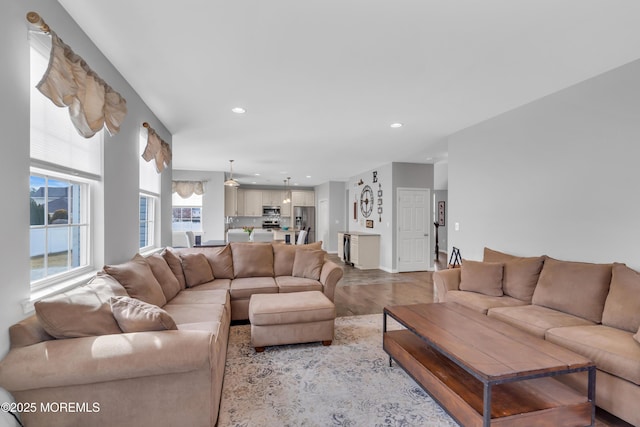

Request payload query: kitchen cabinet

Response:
[243,190,263,217]
[224,186,238,216]
[338,232,380,270]
[291,190,315,207]
[236,188,245,216]
[262,190,283,206]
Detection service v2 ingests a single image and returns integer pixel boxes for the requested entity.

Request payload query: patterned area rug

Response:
[218,314,459,427]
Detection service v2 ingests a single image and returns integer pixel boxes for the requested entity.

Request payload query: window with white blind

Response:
[29,32,101,289]
[139,129,161,250]
[172,192,203,232]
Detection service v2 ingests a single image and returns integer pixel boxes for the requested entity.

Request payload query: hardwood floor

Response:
[330,253,632,427]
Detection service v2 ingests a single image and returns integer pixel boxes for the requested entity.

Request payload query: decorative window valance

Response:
[172,181,205,198]
[27,12,128,138]
[141,122,172,173]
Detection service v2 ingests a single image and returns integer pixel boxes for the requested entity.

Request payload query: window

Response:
[139,129,161,250]
[30,173,90,286]
[172,192,202,232]
[139,194,156,250]
[29,32,101,290]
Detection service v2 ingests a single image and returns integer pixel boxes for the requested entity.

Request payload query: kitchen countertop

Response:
[338,231,380,236]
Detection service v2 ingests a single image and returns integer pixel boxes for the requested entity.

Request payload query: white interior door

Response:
[397,188,430,272]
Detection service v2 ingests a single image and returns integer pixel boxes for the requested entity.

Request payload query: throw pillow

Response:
[483,247,545,302]
[180,252,214,287]
[162,248,187,289]
[231,242,275,278]
[145,253,181,301]
[532,257,612,323]
[602,263,640,333]
[459,260,504,297]
[104,254,167,307]
[202,244,234,279]
[34,273,127,339]
[110,296,177,333]
[292,249,326,280]
[273,242,323,276]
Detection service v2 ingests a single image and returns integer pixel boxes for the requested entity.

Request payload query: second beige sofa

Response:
[433,248,640,426]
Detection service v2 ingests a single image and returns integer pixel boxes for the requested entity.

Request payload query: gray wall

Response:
[315,181,346,253]
[448,58,640,269]
[0,1,173,365]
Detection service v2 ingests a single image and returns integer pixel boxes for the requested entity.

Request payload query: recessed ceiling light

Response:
[306,175,311,178]
[251,181,257,184]
[254,173,260,176]
[390,123,403,128]
[232,107,246,114]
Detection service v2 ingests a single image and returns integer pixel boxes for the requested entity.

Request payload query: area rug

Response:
[217,314,459,426]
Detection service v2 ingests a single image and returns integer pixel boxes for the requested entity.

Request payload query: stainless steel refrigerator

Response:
[293,206,315,243]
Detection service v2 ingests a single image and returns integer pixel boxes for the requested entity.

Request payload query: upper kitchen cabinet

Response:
[262,190,283,206]
[291,190,315,207]
[243,190,263,217]
[224,186,238,217]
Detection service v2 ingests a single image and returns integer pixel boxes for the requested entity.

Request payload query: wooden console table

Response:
[383,303,595,427]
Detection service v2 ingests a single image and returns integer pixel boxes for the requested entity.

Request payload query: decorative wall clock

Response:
[360,185,373,218]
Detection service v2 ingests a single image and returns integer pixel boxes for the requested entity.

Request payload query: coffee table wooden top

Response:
[384,302,593,383]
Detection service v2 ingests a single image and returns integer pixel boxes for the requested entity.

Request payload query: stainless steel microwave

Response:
[262,206,281,216]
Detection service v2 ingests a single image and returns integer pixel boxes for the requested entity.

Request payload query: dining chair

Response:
[296,229,307,245]
[184,231,195,248]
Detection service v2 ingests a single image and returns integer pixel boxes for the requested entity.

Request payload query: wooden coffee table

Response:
[383,303,595,427]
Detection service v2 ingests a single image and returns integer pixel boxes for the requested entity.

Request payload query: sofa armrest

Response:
[432,268,461,302]
[0,330,214,392]
[319,260,344,301]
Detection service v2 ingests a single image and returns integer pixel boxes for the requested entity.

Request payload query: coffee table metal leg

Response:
[588,366,596,426]
[383,312,392,367]
[483,383,492,427]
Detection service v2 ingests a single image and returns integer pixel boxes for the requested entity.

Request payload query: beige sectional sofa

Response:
[0,242,343,427]
[433,247,640,426]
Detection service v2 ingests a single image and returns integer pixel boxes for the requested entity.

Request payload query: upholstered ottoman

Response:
[248,291,336,352]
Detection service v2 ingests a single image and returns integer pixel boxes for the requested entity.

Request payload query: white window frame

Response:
[29,168,95,291]
[139,192,159,252]
[172,192,203,232]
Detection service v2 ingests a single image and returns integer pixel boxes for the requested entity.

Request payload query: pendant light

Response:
[224,160,239,187]
[282,177,291,204]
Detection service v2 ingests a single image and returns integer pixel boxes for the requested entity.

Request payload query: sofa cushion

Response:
[275,276,323,294]
[34,273,127,339]
[531,257,612,323]
[104,254,167,307]
[145,253,181,301]
[162,248,186,290]
[292,249,325,280]
[444,290,528,315]
[185,278,231,292]
[164,304,226,325]
[273,242,323,276]
[231,242,274,278]
[483,247,545,302]
[459,260,504,297]
[167,289,229,306]
[487,305,595,339]
[8,315,54,348]
[230,277,278,300]
[545,325,640,386]
[110,296,177,332]
[180,252,215,287]
[602,263,640,333]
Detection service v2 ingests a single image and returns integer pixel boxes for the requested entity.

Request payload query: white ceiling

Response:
[58,0,640,186]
